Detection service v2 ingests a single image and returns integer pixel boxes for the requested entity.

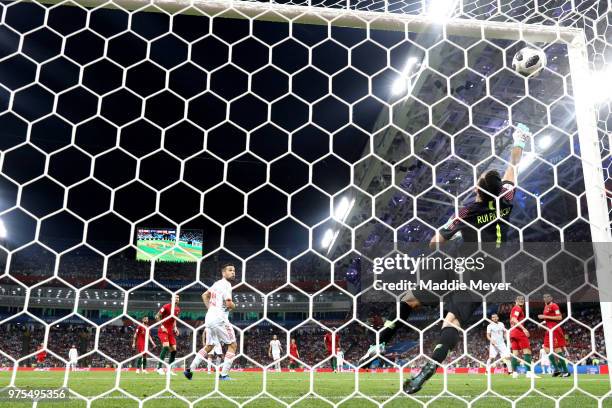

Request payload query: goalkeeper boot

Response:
[561,372,571,378]
[552,369,561,377]
[358,343,385,365]
[403,362,437,394]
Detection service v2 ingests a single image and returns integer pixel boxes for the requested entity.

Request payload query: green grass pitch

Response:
[1,371,610,407]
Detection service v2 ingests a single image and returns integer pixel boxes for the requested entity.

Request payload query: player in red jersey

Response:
[538,294,570,377]
[324,329,340,372]
[132,316,156,373]
[35,344,46,369]
[509,295,538,378]
[155,294,181,375]
[289,338,300,371]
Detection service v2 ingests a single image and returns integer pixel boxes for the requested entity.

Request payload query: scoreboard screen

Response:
[136,228,203,263]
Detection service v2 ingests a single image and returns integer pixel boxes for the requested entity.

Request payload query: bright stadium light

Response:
[426,0,457,20]
[0,220,6,239]
[334,196,355,222]
[321,228,334,249]
[392,57,418,95]
[587,66,612,103]
[334,197,350,219]
[391,79,409,95]
[538,135,552,149]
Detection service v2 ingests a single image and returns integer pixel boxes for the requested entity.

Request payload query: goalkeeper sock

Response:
[331,357,336,371]
[524,354,532,371]
[557,352,569,373]
[380,302,412,345]
[168,350,177,365]
[157,347,169,369]
[136,357,142,369]
[548,354,558,371]
[221,352,235,377]
[431,327,459,364]
[142,356,147,370]
[190,348,208,371]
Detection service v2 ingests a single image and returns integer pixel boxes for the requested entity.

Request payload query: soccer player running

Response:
[184,263,237,381]
[486,314,513,374]
[289,338,300,372]
[509,295,539,378]
[324,329,340,372]
[155,294,181,375]
[358,125,530,393]
[538,293,570,377]
[269,335,283,372]
[132,316,156,374]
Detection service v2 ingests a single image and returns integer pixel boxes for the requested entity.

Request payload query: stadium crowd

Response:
[0,242,607,370]
[0,305,605,369]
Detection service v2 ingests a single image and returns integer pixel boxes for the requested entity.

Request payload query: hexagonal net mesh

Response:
[0,0,611,406]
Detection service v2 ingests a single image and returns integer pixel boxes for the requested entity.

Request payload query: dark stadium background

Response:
[0,1,605,370]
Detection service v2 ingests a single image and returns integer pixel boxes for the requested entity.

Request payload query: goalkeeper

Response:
[358,125,531,394]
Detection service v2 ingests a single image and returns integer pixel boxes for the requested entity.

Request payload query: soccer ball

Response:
[512,47,547,76]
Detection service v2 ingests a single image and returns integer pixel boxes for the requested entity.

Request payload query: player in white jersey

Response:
[486,314,513,374]
[336,348,344,373]
[268,335,282,372]
[68,345,78,371]
[184,264,237,381]
[539,347,552,374]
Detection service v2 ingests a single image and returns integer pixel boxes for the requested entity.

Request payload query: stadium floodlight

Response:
[334,197,355,222]
[321,228,334,249]
[334,197,350,219]
[391,79,409,95]
[0,220,6,239]
[391,57,419,95]
[538,135,552,149]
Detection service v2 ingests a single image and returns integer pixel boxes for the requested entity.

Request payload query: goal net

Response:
[0,0,610,406]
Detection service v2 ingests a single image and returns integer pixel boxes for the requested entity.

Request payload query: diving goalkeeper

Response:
[359,124,531,394]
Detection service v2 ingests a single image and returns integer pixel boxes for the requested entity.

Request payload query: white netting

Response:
[0,0,610,406]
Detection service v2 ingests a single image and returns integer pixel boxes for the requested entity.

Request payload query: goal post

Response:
[566,31,612,385]
[38,0,583,43]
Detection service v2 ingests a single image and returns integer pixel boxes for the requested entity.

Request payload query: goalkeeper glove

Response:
[512,123,531,149]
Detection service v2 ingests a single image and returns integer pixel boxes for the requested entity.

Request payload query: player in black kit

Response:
[359,124,531,394]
